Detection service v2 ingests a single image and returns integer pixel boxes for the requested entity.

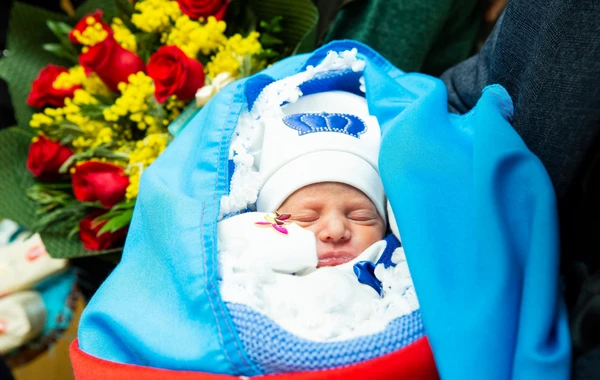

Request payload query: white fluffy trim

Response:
[219,49,366,218]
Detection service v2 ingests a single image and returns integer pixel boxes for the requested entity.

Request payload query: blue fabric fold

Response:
[374,77,571,379]
[77,40,570,379]
[353,234,401,295]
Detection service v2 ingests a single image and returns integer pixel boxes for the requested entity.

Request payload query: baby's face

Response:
[279,182,385,267]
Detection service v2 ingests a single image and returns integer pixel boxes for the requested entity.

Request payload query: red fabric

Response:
[70,337,439,380]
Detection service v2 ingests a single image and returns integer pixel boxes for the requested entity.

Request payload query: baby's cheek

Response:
[359,225,385,246]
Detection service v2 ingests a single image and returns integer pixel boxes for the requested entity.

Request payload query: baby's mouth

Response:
[317,251,355,267]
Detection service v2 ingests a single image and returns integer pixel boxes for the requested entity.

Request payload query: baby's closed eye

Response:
[347,210,379,223]
[289,211,319,224]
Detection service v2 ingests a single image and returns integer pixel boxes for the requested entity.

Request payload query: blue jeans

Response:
[441,1,600,377]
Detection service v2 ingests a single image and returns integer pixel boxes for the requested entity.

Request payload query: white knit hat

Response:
[255,91,386,223]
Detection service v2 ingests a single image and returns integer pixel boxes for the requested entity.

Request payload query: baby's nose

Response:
[318,218,350,242]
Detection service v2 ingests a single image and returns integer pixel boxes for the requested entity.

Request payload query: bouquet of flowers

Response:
[0,0,318,258]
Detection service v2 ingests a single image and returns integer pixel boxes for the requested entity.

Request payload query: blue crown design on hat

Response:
[282,112,367,138]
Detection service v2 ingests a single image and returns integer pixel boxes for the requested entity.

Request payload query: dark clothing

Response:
[324,0,485,75]
[0,356,13,380]
[441,1,600,377]
[442,1,600,199]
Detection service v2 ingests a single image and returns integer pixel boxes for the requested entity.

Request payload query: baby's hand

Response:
[218,212,318,274]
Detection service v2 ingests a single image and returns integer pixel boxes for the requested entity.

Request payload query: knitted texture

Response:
[225,302,424,374]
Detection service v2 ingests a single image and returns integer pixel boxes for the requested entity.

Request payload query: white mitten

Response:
[218,212,318,274]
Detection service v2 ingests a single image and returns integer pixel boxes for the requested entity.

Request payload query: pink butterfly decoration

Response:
[255,212,292,235]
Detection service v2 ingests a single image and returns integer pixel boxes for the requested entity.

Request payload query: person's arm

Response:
[441,0,600,198]
[441,3,600,378]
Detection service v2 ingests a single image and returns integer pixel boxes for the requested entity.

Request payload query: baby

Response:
[278,181,385,268]
[218,91,419,345]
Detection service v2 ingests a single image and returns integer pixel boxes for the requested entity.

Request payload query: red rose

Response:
[69,10,112,44]
[72,161,129,208]
[79,36,145,92]
[147,46,205,103]
[79,211,128,250]
[26,135,74,181]
[27,65,81,108]
[177,0,229,20]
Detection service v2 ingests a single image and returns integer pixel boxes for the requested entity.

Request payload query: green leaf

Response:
[146,94,170,127]
[135,32,161,62]
[42,43,78,63]
[93,147,130,160]
[91,93,116,105]
[25,185,98,236]
[98,208,133,235]
[68,224,80,240]
[260,16,283,34]
[46,20,73,42]
[45,20,81,61]
[116,0,135,18]
[0,128,38,226]
[32,204,83,231]
[59,145,129,174]
[253,48,281,66]
[0,56,7,79]
[92,204,128,222]
[249,0,319,55]
[39,232,87,259]
[79,103,108,119]
[56,121,85,135]
[27,184,73,206]
[42,121,85,145]
[111,199,136,211]
[260,33,284,48]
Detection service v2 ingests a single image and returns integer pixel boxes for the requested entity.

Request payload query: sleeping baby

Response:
[218,90,420,347]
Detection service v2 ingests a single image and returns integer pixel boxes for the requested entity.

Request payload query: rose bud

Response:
[147,46,206,103]
[27,65,81,108]
[26,135,74,181]
[79,210,128,251]
[69,10,112,45]
[177,0,229,20]
[79,36,146,92]
[72,161,129,208]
